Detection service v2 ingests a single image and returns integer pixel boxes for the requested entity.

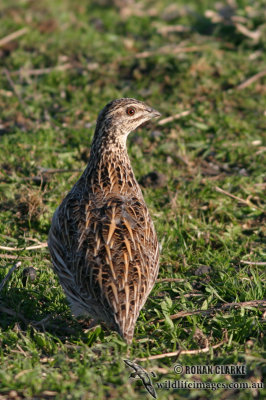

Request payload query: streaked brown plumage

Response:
[48,98,160,344]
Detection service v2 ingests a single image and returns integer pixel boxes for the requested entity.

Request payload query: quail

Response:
[48,98,160,344]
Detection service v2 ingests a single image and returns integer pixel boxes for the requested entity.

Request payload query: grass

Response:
[0,0,265,399]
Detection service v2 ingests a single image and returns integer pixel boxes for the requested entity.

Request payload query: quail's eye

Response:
[126,107,136,116]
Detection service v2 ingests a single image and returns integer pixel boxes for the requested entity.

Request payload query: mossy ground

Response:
[0,0,265,399]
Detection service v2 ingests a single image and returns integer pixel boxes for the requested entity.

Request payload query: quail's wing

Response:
[48,193,103,315]
[49,191,159,334]
[81,193,159,328]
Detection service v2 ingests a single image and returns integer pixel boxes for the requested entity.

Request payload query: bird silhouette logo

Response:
[124,359,157,399]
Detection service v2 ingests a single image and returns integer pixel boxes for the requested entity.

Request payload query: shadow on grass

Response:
[0,286,102,344]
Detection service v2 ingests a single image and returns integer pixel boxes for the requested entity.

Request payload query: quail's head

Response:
[96,98,161,137]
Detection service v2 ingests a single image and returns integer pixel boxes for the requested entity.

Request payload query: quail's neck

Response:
[85,126,143,197]
[89,124,130,166]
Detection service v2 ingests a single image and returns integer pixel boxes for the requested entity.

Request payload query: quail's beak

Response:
[147,107,161,119]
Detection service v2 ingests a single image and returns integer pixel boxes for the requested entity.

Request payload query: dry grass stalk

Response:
[156,278,185,283]
[156,300,266,324]
[235,23,261,41]
[236,70,266,90]
[0,243,48,251]
[158,110,191,125]
[13,63,72,77]
[156,25,190,35]
[0,254,22,259]
[215,186,260,209]
[135,333,228,361]
[135,46,205,59]
[240,260,266,266]
[0,27,28,47]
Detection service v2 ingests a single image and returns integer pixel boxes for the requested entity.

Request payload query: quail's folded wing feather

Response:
[49,191,159,329]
